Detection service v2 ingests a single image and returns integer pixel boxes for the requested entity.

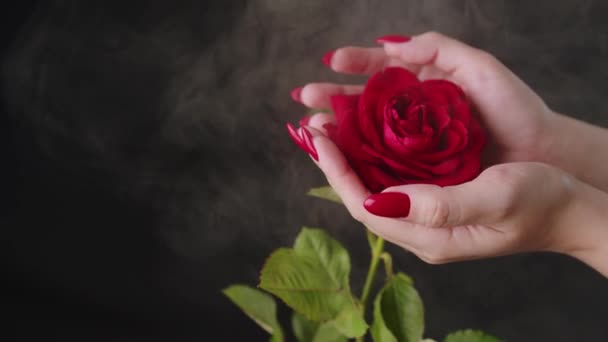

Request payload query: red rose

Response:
[328,67,486,193]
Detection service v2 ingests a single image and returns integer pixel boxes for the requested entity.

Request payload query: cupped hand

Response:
[294,32,556,166]
[286,32,608,271]
[301,120,601,264]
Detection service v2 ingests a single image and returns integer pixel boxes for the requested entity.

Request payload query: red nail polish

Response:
[364,192,411,218]
[322,50,335,67]
[286,123,310,154]
[299,115,311,127]
[300,127,318,161]
[376,35,411,44]
[291,87,303,103]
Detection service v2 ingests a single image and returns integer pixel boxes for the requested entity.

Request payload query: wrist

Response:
[540,112,575,172]
[544,112,608,192]
[553,180,608,276]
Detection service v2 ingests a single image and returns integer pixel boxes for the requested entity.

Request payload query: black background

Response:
[2,1,607,341]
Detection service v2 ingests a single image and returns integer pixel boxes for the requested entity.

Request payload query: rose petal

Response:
[450,101,473,125]
[466,117,487,154]
[364,67,419,99]
[414,120,469,163]
[358,69,421,150]
[361,90,423,154]
[331,94,361,125]
[428,156,462,175]
[423,104,451,133]
[421,79,465,105]
[392,154,480,187]
[330,94,371,161]
[353,160,402,193]
[421,80,472,124]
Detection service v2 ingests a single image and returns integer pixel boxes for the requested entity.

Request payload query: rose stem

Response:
[360,230,385,312]
[356,230,385,342]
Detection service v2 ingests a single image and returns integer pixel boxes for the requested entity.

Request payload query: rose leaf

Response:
[307,186,343,204]
[223,285,284,342]
[443,330,503,342]
[371,273,424,342]
[259,228,359,324]
[292,312,348,342]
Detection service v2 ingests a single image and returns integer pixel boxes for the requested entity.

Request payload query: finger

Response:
[364,165,510,227]
[306,113,336,136]
[306,127,372,221]
[381,32,495,79]
[327,47,393,75]
[394,224,506,264]
[298,83,364,109]
[327,47,421,75]
[364,179,510,263]
[380,178,505,228]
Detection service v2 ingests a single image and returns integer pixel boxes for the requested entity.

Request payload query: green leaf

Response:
[223,285,284,341]
[371,273,423,342]
[293,228,350,287]
[259,228,364,335]
[307,186,342,204]
[331,305,368,338]
[290,301,367,339]
[443,330,503,342]
[292,312,318,342]
[292,312,347,342]
[371,292,397,342]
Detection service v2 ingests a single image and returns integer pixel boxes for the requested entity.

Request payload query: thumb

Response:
[364,179,502,228]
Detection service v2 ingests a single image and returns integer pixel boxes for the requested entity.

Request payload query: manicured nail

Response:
[299,115,311,127]
[286,123,310,154]
[322,50,335,67]
[291,87,303,103]
[300,126,318,161]
[376,35,411,44]
[364,192,411,218]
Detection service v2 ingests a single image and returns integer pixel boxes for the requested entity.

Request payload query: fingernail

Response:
[364,192,411,218]
[300,126,318,161]
[322,50,335,67]
[290,87,303,103]
[286,123,310,155]
[299,115,311,127]
[376,35,411,44]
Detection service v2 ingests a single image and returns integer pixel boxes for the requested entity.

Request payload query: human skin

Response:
[289,32,608,277]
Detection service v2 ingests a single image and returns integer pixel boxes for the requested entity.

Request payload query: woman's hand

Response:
[302,123,608,275]
[288,32,608,275]
[294,32,608,191]
[295,32,554,167]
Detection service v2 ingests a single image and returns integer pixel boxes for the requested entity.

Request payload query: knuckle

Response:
[421,31,444,42]
[470,50,506,80]
[481,165,525,219]
[474,50,498,65]
[481,164,520,187]
[426,199,451,228]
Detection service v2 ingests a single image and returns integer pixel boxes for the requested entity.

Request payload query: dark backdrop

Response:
[1,1,607,341]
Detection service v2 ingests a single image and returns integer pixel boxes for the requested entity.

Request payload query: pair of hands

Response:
[293,32,608,276]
